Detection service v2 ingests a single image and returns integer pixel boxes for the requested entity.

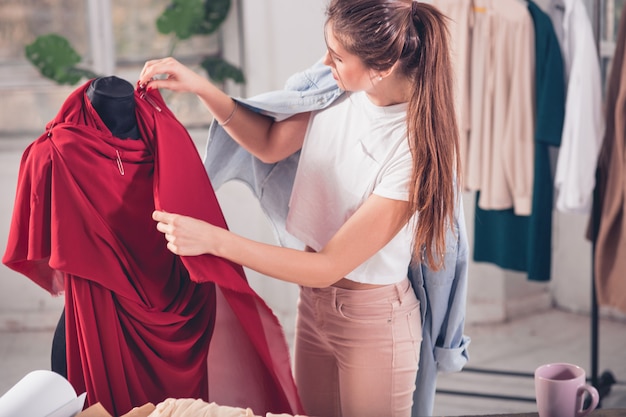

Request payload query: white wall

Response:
[238,0,327,95]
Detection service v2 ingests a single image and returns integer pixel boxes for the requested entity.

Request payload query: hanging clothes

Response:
[473,0,566,281]
[590,6,626,314]
[464,0,536,216]
[2,81,303,416]
[432,0,535,213]
[548,0,604,214]
[432,0,563,280]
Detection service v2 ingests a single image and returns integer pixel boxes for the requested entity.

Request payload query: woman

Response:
[139,0,461,416]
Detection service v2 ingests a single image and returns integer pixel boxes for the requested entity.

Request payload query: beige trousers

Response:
[294,279,422,417]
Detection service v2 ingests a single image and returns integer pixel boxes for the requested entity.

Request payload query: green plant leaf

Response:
[200,56,245,84]
[25,34,97,85]
[198,0,231,35]
[157,0,231,39]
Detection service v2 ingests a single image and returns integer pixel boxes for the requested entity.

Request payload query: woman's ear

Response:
[375,62,399,81]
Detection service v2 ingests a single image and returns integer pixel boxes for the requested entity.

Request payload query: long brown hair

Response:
[326,0,461,270]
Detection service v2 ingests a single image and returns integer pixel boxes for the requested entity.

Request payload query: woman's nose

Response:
[322,50,333,66]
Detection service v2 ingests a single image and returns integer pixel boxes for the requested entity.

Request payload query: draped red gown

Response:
[2,81,303,416]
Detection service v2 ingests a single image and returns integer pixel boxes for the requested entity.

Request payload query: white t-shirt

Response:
[285,91,414,285]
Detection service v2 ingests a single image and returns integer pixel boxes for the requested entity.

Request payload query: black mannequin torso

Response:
[86,76,140,139]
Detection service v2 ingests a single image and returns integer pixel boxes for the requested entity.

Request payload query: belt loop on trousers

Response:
[394,281,404,305]
[331,286,339,310]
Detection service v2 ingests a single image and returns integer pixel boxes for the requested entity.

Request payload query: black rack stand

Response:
[589,0,617,403]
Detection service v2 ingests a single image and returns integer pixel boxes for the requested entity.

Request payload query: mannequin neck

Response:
[87,76,140,139]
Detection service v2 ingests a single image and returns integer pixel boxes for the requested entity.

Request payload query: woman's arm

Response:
[153,194,409,288]
[139,57,309,163]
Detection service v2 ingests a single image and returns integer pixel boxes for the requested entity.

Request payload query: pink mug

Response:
[535,363,599,417]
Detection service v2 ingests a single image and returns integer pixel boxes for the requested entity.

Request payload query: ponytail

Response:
[406,2,461,269]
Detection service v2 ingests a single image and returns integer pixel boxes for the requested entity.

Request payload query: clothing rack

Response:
[589,0,617,402]
[436,0,619,406]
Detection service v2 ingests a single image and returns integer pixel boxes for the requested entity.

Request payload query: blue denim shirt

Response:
[203,60,471,417]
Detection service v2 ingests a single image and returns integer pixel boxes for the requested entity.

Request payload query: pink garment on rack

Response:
[591,7,626,314]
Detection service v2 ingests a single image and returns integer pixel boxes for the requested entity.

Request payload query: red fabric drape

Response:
[2,81,303,416]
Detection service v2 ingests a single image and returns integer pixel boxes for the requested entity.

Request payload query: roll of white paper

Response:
[0,370,86,417]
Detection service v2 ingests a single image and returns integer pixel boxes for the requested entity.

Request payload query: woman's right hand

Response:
[138,57,210,95]
[139,56,308,164]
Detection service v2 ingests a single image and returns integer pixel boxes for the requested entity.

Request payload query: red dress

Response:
[2,81,303,416]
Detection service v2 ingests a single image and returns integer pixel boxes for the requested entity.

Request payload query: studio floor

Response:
[1,306,625,416]
[432,308,626,415]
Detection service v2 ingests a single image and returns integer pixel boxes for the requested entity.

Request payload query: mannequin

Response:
[6,78,301,415]
[51,75,140,379]
[86,75,141,139]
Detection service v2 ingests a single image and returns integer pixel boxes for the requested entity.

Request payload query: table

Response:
[458,409,626,417]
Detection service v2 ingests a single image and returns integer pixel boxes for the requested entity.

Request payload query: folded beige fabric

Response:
[148,398,256,417]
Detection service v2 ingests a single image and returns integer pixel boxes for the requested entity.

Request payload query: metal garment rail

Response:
[437,0,619,406]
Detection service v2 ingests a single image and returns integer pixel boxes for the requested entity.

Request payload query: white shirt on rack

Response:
[549,0,605,214]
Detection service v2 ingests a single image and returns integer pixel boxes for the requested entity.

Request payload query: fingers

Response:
[139,57,210,95]
[166,241,181,255]
[152,210,208,256]
[153,211,172,237]
[152,209,174,224]
[153,210,181,254]
[153,210,182,236]
[152,210,188,236]
[138,57,180,89]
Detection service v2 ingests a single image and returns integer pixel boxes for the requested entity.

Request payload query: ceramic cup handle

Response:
[576,384,599,417]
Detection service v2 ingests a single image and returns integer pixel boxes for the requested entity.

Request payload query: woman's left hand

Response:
[152,210,217,256]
